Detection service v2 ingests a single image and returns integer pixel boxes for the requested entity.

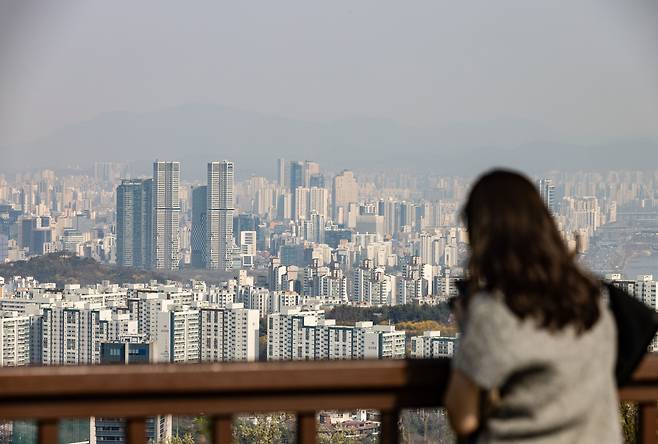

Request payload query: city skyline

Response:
[2,2,657,441]
[2,159,657,442]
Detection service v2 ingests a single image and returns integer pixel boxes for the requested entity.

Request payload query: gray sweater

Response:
[452,292,622,444]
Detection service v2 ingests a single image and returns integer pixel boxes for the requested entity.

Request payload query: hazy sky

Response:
[1,0,657,148]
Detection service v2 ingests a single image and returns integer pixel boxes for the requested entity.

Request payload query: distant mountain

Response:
[2,104,657,178]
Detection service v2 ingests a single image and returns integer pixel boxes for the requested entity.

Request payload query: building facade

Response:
[152,161,180,270]
[116,179,153,268]
[410,331,459,359]
[191,185,207,268]
[207,161,235,271]
[267,307,405,361]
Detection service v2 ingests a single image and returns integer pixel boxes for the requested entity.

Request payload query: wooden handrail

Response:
[0,359,449,399]
[0,359,450,419]
[1,355,657,443]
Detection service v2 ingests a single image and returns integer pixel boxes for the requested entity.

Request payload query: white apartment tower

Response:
[267,308,405,361]
[207,161,235,271]
[410,331,459,359]
[155,306,200,363]
[41,303,111,365]
[0,311,31,366]
[198,303,259,362]
[635,275,658,311]
[153,161,181,270]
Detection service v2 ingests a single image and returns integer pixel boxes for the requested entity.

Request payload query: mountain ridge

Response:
[2,104,656,178]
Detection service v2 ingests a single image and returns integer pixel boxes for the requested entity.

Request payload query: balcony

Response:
[0,356,657,444]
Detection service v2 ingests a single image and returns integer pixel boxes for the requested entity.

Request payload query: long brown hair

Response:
[462,169,600,333]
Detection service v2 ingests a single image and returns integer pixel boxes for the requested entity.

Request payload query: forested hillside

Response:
[0,253,174,287]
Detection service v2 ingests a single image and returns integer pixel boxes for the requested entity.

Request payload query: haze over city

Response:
[1,1,658,177]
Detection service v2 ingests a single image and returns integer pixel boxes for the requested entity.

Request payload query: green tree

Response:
[155,433,195,444]
[233,414,294,444]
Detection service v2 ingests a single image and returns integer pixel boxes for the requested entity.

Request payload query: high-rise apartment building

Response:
[410,331,459,358]
[239,230,257,267]
[304,261,348,304]
[152,161,180,270]
[609,274,658,351]
[538,178,556,213]
[277,158,287,188]
[635,275,658,310]
[19,216,53,256]
[352,259,396,305]
[0,234,7,263]
[332,170,358,223]
[267,307,405,361]
[116,179,153,268]
[198,303,259,362]
[41,303,111,365]
[293,187,329,221]
[207,161,235,271]
[191,185,207,268]
[288,161,304,194]
[0,311,31,367]
[155,306,200,363]
[289,161,304,218]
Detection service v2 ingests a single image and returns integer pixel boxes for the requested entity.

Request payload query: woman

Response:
[445,170,621,443]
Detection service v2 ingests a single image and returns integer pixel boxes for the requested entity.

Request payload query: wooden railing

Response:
[0,356,657,444]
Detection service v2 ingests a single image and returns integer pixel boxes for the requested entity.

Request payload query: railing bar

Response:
[37,419,58,444]
[638,402,657,444]
[297,411,317,444]
[380,410,400,444]
[211,415,233,444]
[126,417,147,444]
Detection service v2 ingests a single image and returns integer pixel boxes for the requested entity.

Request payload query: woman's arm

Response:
[445,367,481,437]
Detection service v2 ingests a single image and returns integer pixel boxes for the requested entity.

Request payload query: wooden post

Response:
[297,411,317,444]
[380,410,400,444]
[126,417,147,444]
[638,402,657,444]
[37,419,58,444]
[212,415,233,444]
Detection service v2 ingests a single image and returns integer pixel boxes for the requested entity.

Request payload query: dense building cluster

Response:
[3,164,653,271]
[0,267,460,442]
[1,162,657,442]
[0,273,460,367]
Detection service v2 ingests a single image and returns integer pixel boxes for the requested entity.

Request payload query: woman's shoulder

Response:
[468,291,515,320]
[465,291,521,334]
[468,290,612,332]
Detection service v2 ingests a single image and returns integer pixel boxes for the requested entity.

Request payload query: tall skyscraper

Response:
[207,161,235,271]
[538,178,556,214]
[289,161,304,194]
[152,161,180,271]
[332,170,358,222]
[116,179,152,268]
[190,185,207,268]
[277,158,287,189]
[303,161,321,186]
[288,160,322,220]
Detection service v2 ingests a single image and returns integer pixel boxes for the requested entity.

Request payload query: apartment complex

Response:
[267,307,405,361]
